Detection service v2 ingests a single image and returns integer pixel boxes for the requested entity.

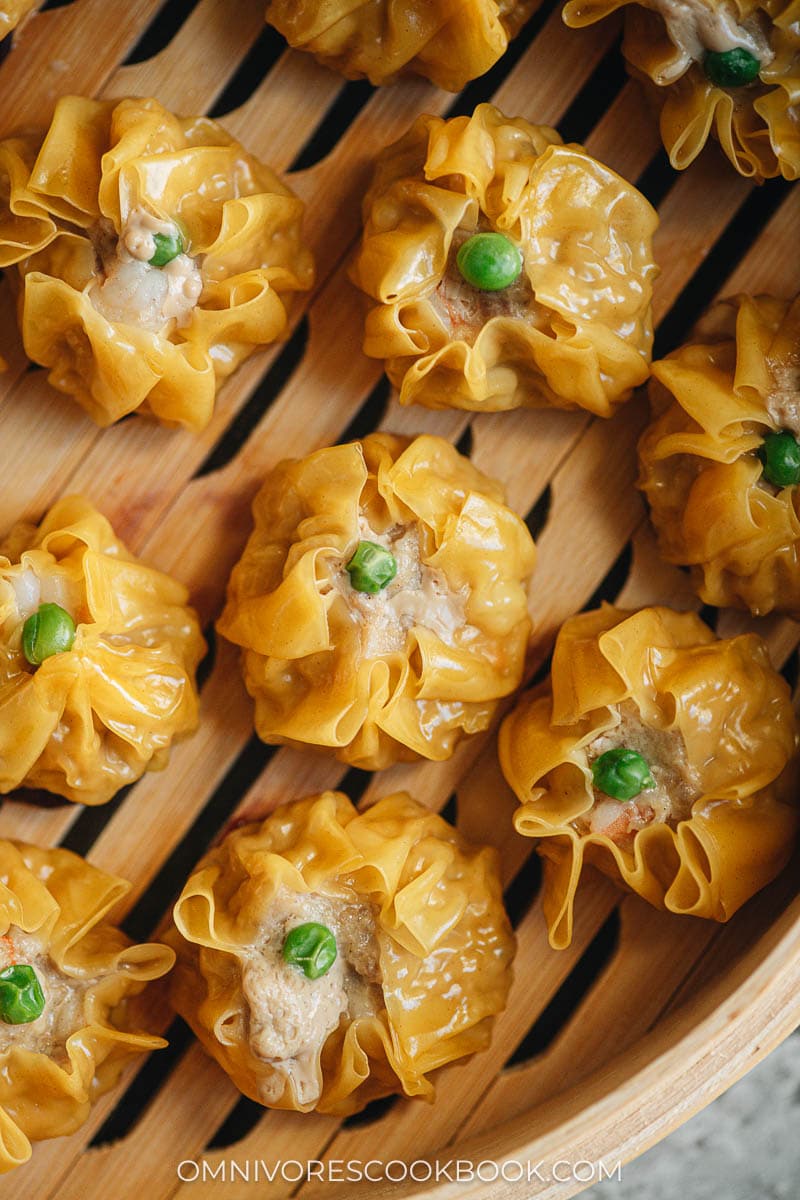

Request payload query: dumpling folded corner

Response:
[0,840,174,1173]
[166,790,515,1114]
[0,0,37,40]
[0,95,314,429]
[499,604,799,949]
[638,293,800,617]
[562,0,800,181]
[264,0,541,91]
[216,431,537,770]
[350,103,658,416]
[0,493,205,804]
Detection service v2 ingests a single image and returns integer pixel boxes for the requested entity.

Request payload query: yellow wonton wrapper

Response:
[0,1,36,39]
[217,432,536,769]
[350,104,658,415]
[0,840,174,1173]
[0,95,314,429]
[0,494,205,804]
[639,294,800,616]
[167,790,515,1114]
[499,605,798,949]
[264,0,539,91]
[563,0,800,181]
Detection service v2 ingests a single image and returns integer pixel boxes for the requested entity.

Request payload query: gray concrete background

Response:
[582,1028,800,1200]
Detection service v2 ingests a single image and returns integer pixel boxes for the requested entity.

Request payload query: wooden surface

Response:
[0,1,798,1197]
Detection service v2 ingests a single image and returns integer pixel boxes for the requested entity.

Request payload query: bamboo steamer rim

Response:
[347,890,800,1200]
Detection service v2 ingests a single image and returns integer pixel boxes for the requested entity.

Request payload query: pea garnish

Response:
[0,964,45,1025]
[282,923,337,980]
[345,540,397,594]
[759,430,800,488]
[149,230,183,268]
[704,48,761,88]
[591,747,655,802]
[456,232,523,292]
[22,603,76,667]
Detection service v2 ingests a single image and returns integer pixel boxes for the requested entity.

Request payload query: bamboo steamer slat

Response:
[0,2,797,1198]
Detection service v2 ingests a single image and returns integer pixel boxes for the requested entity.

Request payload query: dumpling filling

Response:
[430,225,534,344]
[89,207,203,333]
[574,700,701,847]
[240,889,381,1107]
[751,368,800,493]
[329,518,473,658]
[764,363,800,435]
[0,929,91,1060]
[1,565,82,624]
[0,564,84,658]
[645,0,773,82]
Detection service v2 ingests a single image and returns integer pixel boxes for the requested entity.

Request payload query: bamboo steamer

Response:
[0,2,797,1198]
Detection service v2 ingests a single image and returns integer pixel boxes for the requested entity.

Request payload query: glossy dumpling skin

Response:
[0,494,205,804]
[264,0,540,91]
[166,790,515,1114]
[499,604,798,949]
[350,104,658,416]
[638,294,800,617]
[0,1,36,39]
[217,432,536,770]
[0,95,314,429]
[0,840,174,1173]
[563,0,800,180]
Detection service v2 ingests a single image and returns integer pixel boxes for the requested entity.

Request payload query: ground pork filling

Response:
[240,889,382,1107]
[573,700,701,848]
[0,928,91,1060]
[764,362,800,436]
[429,224,535,345]
[88,206,203,333]
[329,516,475,659]
[646,0,773,83]
[749,363,800,494]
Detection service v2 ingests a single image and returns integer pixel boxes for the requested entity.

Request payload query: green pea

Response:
[704,48,761,88]
[591,747,655,802]
[0,964,45,1025]
[345,540,397,594]
[758,430,800,489]
[22,603,76,667]
[456,232,523,292]
[282,923,337,980]
[149,230,183,268]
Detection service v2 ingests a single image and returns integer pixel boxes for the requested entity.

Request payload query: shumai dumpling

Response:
[499,605,798,949]
[166,791,514,1113]
[0,95,314,430]
[638,293,800,617]
[563,0,800,181]
[349,104,658,416]
[0,494,205,804]
[264,0,539,91]
[0,1,36,40]
[217,432,536,770]
[0,840,174,1172]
